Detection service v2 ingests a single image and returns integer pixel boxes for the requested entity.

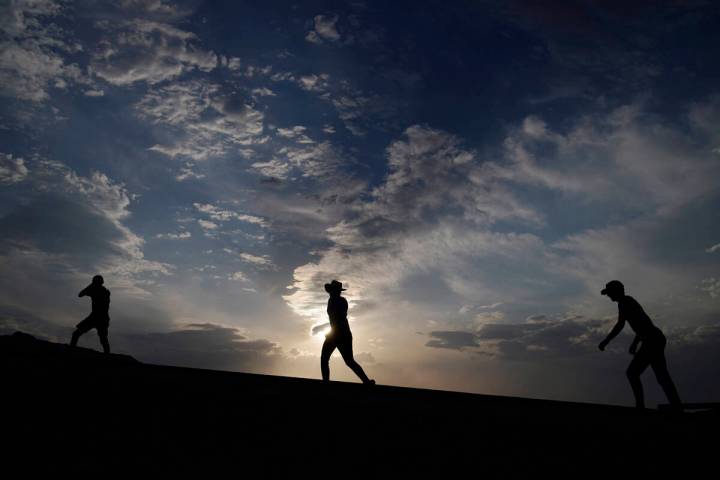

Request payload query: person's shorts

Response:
[635,331,667,361]
[76,314,110,336]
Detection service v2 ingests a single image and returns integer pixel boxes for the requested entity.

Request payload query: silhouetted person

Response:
[321,280,375,385]
[598,280,681,410]
[70,275,111,354]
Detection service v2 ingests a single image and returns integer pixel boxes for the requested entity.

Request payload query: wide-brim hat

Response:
[601,280,624,295]
[324,280,346,293]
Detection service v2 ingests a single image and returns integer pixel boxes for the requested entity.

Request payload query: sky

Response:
[1,0,720,407]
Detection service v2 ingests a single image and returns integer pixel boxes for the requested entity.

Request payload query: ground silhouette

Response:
[2,332,717,475]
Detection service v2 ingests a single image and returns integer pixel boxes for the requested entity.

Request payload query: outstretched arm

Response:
[599,317,625,351]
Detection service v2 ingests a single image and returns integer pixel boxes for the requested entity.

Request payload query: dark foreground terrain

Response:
[2,332,717,475]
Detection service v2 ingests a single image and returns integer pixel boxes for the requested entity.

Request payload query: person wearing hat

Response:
[70,274,111,354]
[320,280,375,385]
[598,280,681,410]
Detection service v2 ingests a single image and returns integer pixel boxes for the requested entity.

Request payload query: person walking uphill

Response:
[70,275,111,354]
[321,280,375,385]
[598,280,682,410]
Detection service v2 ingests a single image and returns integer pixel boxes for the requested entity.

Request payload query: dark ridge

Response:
[2,331,716,475]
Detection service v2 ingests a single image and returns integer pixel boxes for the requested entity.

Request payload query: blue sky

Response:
[1,0,720,406]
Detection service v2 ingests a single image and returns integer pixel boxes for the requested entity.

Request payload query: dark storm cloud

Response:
[425,331,480,350]
[124,322,282,372]
[427,317,610,359]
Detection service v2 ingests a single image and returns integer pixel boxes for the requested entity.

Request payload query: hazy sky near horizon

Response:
[2,0,720,406]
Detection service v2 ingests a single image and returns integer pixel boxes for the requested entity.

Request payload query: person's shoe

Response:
[365,379,376,386]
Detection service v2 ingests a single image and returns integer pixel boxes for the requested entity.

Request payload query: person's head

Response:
[92,274,104,286]
[324,280,346,297]
[601,280,624,302]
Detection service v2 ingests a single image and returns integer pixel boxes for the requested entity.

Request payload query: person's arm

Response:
[599,317,625,351]
[629,335,640,355]
[78,284,92,297]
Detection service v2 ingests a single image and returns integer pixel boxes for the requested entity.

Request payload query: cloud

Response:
[284,125,544,321]
[156,231,191,240]
[311,323,331,336]
[175,162,206,181]
[0,153,28,184]
[706,243,720,254]
[193,203,268,228]
[91,19,217,86]
[0,156,172,339]
[427,316,610,360]
[126,322,283,374]
[0,0,89,102]
[354,351,375,364]
[228,271,249,282]
[496,103,720,214]
[305,15,340,44]
[251,87,275,97]
[425,331,479,350]
[198,219,218,231]
[137,80,265,162]
[701,278,720,298]
[287,71,397,136]
[297,73,331,92]
[276,125,314,143]
[238,252,274,268]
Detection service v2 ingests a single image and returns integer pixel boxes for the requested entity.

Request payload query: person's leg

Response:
[651,339,682,408]
[321,337,337,382]
[337,336,373,385]
[626,347,652,409]
[97,324,110,354]
[70,318,92,347]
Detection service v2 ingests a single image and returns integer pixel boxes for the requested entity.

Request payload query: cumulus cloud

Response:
[305,15,341,44]
[285,71,396,136]
[137,80,265,162]
[706,244,720,254]
[0,0,89,102]
[276,125,314,143]
[251,87,275,97]
[238,252,274,268]
[91,19,216,86]
[496,104,720,214]
[284,125,544,320]
[297,73,331,93]
[0,153,28,184]
[701,278,720,298]
[194,203,268,228]
[156,231,191,240]
[198,219,219,231]
[228,271,249,282]
[285,96,720,349]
